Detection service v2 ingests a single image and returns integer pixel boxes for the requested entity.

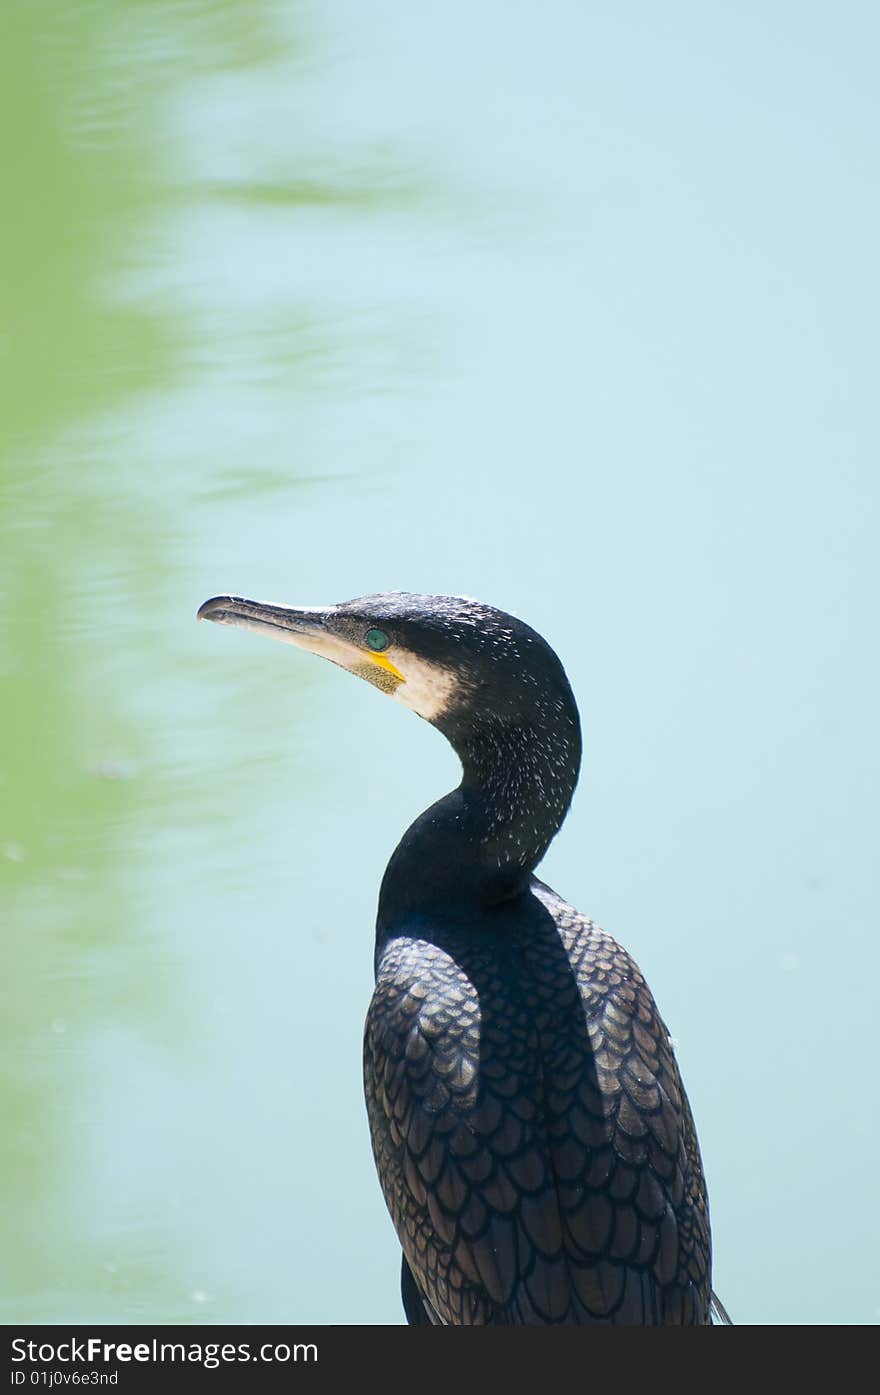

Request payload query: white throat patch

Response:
[276,630,456,722]
[388,650,457,722]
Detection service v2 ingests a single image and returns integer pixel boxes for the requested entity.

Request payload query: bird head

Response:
[197,590,577,753]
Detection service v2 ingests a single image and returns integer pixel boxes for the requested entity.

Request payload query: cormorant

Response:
[198,590,728,1325]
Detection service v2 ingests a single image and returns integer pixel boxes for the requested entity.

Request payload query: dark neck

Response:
[378,704,581,930]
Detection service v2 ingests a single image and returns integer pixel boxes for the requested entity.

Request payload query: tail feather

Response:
[710,1290,733,1325]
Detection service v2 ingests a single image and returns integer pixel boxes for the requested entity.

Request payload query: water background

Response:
[1,1,878,1323]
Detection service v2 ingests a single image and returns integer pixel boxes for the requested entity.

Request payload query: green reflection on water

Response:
[0,0,322,1322]
[0,0,178,1319]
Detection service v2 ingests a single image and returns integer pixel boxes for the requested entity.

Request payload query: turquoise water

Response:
[1,1,878,1324]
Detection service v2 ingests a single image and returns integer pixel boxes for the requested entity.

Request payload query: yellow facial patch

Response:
[366,649,406,683]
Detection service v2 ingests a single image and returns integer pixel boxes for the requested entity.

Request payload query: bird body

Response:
[368,879,710,1323]
[198,590,721,1324]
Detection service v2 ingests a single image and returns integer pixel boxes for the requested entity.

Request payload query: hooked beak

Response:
[197,594,333,646]
[197,593,407,689]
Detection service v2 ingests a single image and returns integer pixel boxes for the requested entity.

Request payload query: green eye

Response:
[364,628,390,652]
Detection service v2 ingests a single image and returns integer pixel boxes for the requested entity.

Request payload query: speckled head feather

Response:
[331,591,581,743]
[326,591,585,906]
